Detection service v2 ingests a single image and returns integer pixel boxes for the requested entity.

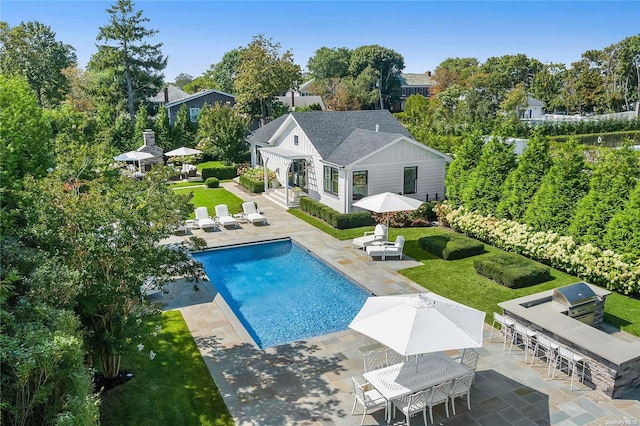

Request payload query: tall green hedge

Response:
[238,175,265,193]
[201,166,236,181]
[299,197,374,229]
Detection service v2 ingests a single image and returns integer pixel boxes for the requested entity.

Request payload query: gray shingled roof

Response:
[148,84,189,103]
[399,73,436,87]
[248,110,415,166]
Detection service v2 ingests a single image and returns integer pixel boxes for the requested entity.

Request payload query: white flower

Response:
[137,343,144,351]
[149,350,156,360]
[136,318,142,327]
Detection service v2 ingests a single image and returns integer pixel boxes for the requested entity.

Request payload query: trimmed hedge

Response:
[238,175,265,193]
[419,234,484,260]
[201,166,237,181]
[299,197,375,229]
[474,253,552,289]
[205,177,219,188]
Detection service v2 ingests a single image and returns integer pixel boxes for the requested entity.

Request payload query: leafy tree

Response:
[197,47,246,94]
[307,46,351,79]
[462,137,517,215]
[479,54,543,91]
[433,57,479,94]
[0,21,77,107]
[0,76,53,232]
[91,0,167,121]
[61,66,96,112]
[153,105,172,150]
[524,139,588,232]
[348,44,404,109]
[444,131,484,207]
[172,104,195,148]
[310,77,361,111]
[22,168,205,379]
[173,72,193,89]
[133,103,152,146]
[569,143,640,247]
[531,62,567,113]
[496,135,553,220]
[604,182,640,262]
[233,34,301,124]
[196,103,249,164]
[499,82,528,119]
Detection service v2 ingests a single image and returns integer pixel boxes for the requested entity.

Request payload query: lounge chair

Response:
[242,202,267,225]
[366,235,405,260]
[214,204,238,229]
[193,207,218,231]
[352,224,388,249]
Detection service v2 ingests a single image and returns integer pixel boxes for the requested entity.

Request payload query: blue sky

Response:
[2,1,638,82]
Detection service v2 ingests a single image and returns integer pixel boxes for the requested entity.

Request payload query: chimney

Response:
[375,124,379,132]
[143,129,156,147]
[164,87,169,103]
[427,71,432,77]
[291,90,295,110]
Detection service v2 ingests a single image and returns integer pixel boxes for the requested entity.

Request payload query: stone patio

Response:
[160,182,640,425]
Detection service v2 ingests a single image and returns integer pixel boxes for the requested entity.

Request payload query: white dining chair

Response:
[363,350,387,373]
[449,372,475,415]
[351,377,387,425]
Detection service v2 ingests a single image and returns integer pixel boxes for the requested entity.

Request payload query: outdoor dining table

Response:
[363,351,471,423]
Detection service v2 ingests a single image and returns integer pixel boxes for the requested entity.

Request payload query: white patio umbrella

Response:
[349,292,485,357]
[164,146,202,157]
[352,192,424,228]
[113,151,154,172]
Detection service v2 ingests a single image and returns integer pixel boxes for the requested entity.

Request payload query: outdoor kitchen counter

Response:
[499,286,640,366]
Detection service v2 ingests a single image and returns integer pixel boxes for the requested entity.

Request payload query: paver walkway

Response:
[161,182,640,425]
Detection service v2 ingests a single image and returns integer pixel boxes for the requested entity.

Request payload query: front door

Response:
[289,159,307,191]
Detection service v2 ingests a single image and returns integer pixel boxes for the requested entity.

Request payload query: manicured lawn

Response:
[290,209,640,336]
[197,161,226,172]
[100,311,233,426]
[174,186,244,218]
[169,180,204,188]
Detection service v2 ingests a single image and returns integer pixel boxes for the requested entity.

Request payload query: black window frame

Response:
[403,166,418,194]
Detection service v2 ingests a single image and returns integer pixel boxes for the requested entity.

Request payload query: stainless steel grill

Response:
[552,282,598,325]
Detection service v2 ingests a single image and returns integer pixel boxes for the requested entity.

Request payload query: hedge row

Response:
[299,197,375,229]
[474,253,552,289]
[418,233,484,260]
[238,175,265,193]
[201,166,237,181]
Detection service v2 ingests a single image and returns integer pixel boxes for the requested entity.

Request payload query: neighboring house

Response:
[521,96,545,120]
[148,84,189,106]
[248,110,452,212]
[483,136,529,156]
[277,79,325,110]
[392,72,437,111]
[165,89,235,125]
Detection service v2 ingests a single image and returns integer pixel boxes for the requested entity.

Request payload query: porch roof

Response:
[259,146,312,162]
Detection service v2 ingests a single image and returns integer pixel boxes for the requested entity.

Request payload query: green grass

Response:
[196,161,226,172]
[174,186,244,219]
[292,209,640,336]
[100,311,234,426]
[168,180,204,189]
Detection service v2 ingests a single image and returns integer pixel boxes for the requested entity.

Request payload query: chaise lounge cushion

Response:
[215,204,238,228]
[352,224,388,249]
[242,202,267,225]
[193,207,217,230]
[366,235,405,260]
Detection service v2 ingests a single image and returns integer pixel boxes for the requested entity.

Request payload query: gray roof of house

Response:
[527,96,545,107]
[164,89,235,108]
[399,73,436,87]
[148,84,189,103]
[248,110,416,166]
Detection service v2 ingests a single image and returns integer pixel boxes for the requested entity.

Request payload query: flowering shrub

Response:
[435,202,640,296]
[241,166,276,182]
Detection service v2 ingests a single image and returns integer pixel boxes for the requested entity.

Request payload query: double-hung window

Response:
[352,171,368,200]
[323,166,339,196]
[189,108,200,122]
[403,166,418,194]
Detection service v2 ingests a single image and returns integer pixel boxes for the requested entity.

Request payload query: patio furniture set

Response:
[190,203,268,232]
[351,224,406,261]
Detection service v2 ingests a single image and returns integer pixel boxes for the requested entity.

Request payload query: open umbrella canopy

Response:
[349,293,485,356]
[353,192,424,227]
[165,147,202,157]
[113,151,154,162]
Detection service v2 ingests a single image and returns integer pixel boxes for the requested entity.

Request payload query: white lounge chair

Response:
[241,202,267,225]
[193,207,218,230]
[214,204,238,229]
[352,224,388,249]
[366,235,405,260]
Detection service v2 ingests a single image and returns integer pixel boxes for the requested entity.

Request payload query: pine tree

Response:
[524,139,588,232]
[603,182,640,262]
[153,105,172,151]
[444,131,484,207]
[496,135,553,220]
[462,137,516,215]
[569,144,640,247]
[133,103,151,146]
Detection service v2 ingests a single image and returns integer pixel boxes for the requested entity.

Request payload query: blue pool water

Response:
[191,239,369,349]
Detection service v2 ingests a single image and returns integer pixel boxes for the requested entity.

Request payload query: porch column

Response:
[263,157,269,193]
[284,159,292,206]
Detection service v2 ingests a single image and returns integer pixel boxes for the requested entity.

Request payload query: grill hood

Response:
[553,282,597,308]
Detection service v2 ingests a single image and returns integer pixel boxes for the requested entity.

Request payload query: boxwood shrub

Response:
[299,197,375,229]
[204,177,219,188]
[201,165,237,181]
[238,175,265,193]
[418,234,484,260]
[474,253,552,288]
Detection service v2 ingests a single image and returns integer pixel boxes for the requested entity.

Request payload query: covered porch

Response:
[259,146,312,208]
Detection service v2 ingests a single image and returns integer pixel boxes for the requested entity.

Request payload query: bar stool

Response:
[529,335,559,377]
[489,312,515,350]
[509,323,536,363]
[552,346,586,390]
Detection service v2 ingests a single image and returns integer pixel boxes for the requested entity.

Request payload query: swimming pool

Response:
[191,239,370,349]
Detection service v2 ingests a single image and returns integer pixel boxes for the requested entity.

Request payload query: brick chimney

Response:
[164,87,169,103]
[427,71,432,77]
